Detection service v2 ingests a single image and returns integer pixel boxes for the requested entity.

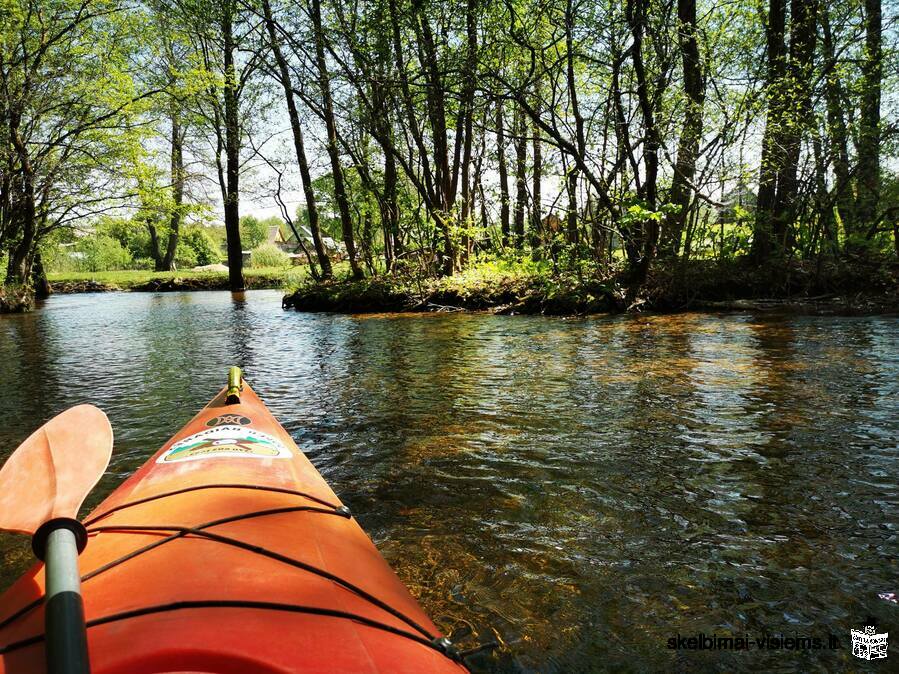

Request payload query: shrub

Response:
[76,235,132,271]
[239,215,270,249]
[179,227,221,266]
[132,257,155,270]
[250,243,289,268]
[175,244,198,270]
[96,217,152,259]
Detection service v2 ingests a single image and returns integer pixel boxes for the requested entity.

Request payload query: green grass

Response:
[47,266,311,290]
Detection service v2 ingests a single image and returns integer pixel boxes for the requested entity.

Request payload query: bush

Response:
[132,257,155,270]
[76,235,132,271]
[250,243,289,268]
[96,217,152,259]
[179,227,221,266]
[175,244,198,270]
[239,215,270,249]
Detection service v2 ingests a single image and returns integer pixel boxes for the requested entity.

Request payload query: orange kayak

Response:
[0,375,469,673]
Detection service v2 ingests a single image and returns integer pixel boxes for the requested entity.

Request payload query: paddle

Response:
[0,405,113,674]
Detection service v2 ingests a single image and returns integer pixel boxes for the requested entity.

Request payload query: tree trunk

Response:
[752,0,787,262]
[566,168,579,245]
[222,8,245,291]
[854,0,881,240]
[6,109,36,285]
[262,0,332,278]
[530,81,542,250]
[496,99,511,248]
[310,0,363,279]
[812,135,838,255]
[148,224,163,270]
[512,103,527,247]
[769,0,817,253]
[662,0,704,258]
[820,8,852,243]
[161,109,184,271]
[626,0,662,284]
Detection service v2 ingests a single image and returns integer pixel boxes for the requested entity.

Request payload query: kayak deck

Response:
[0,382,467,673]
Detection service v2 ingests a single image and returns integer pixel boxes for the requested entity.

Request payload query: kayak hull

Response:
[0,384,466,673]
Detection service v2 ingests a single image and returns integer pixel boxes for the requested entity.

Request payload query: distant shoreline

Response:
[282,258,899,317]
[44,267,303,295]
[8,258,896,318]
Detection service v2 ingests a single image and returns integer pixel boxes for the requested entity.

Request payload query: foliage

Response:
[3,0,898,300]
[0,0,150,285]
[179,227,221,266]
[239,216,272,250]
[250,243,289,268]
[96,217,153,260]
[75,235,133,272]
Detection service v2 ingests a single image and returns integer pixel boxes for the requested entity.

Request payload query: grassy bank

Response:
[47,267,309,293]
[282,256,899,316]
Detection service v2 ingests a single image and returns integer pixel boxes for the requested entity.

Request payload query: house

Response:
[277,222,346,260]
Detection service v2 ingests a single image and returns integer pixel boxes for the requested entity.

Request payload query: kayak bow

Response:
[0,370,469,673]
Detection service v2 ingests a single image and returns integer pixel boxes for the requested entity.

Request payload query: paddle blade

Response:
[0,405,113,535]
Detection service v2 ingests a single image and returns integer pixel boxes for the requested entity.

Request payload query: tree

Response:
[309,0,363,279]
[854,0,882,240]
[661,0,705,257]
[260,0,332,278]
[1,0,150,286]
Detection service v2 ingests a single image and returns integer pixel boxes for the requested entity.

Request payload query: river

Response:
[1,290,896,671]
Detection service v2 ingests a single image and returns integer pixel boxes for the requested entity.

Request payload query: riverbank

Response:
[282,257,899,316]
[45,267,308,294]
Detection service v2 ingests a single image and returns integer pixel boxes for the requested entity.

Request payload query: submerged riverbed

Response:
[1,290,896,671]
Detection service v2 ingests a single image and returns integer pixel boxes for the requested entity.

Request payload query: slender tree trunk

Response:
[222,8,244,291]
[626,0,662,284]
[160,109,184,271]
[854,0,881,241]
[752,0,787,262]
[7,109,35,285]
[770,0,818,253]
[812,135,838,254]
[496,99,511,248]
[148,223,163,269]
[310,0,363,279]
[566,168,578,245]
[458,0,477,266]
[262,0,332,278]
[513,103,527,247]
[530,81,542,251]
[821,9,852,243]
[662,0,704,258]
[31,251,50,298]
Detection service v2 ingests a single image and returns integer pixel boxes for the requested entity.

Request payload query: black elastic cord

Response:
[0,494,458,666]
[86,523,435,640]
[84,484,342,526]
[0,600,466,666]
[0,505,344,633]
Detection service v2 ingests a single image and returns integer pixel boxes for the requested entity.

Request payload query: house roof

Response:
[266,226,286,244]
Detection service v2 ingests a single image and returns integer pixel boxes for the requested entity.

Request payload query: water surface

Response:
[1,291,896,671]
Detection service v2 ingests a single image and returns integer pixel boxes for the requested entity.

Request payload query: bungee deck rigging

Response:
[0,368,491,673]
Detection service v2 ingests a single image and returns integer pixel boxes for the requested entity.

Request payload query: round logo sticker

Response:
[157,425,292,463]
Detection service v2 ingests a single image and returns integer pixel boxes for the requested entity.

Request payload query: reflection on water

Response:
[1,291,896,671]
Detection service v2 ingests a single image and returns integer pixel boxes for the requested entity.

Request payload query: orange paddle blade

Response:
[0,404,113,535]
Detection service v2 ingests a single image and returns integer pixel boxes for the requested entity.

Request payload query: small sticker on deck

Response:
[206,414,252,427]
[157,425,292,463]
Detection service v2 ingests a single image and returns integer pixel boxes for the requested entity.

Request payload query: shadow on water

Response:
[0,293,896,672]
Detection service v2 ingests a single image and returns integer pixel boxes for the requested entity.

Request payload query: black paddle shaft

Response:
[42,524,91,674]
